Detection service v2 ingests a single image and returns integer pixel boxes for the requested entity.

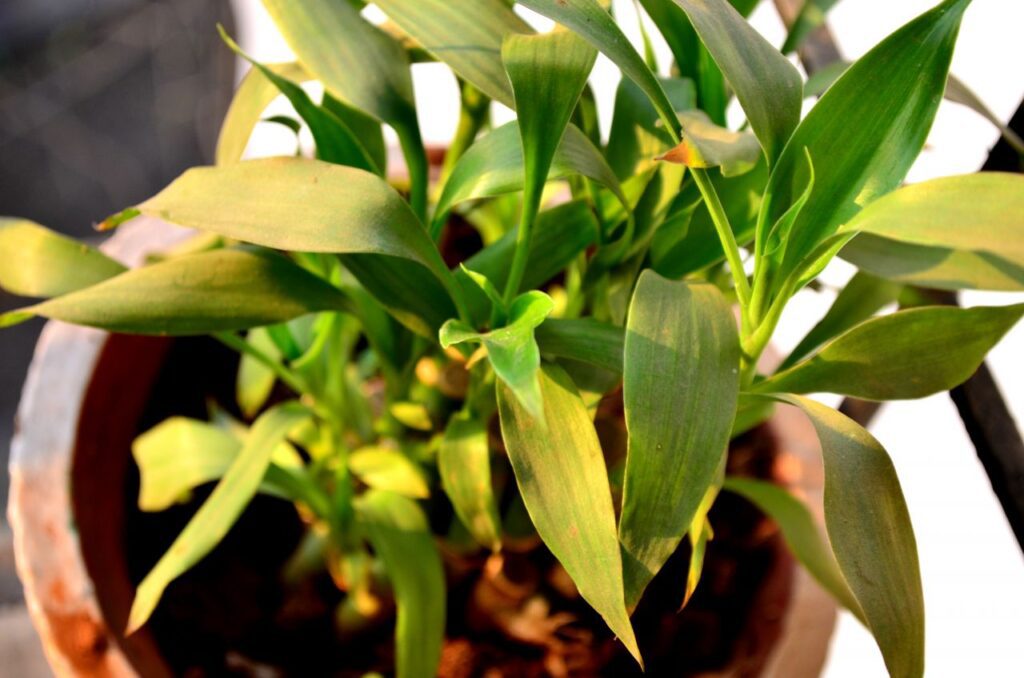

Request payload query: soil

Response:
[73,335,792,678]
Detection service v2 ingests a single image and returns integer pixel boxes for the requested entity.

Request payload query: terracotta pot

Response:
[9,221,837,677]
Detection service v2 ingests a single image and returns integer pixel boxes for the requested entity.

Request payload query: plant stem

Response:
[214,331,307,396]
[395,119,429,223]
[690,168,752,310]
[439,82,490,188]
[502,177,543,305]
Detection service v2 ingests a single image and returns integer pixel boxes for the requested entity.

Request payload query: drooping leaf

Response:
[755,303,1024,400]
[759,0,970,285]
[112,157,462,337]
[658,110,761,177]
[439,413,502,550]
[497,363,641,665]
[723,476,864,620]
[434,123,626,231]
[780,0,842,55]
[372,0,531,107]
[441,291,554,418]
[128,403,309,632]
[321,93,388,173]
[518,0,681,139]
[619,272,740,608]
[216,61,310,165]
[838,173,1024,291]
[945,75,1024,155]
[0,248,349,334]
[218,28,379,173]
[764,395,923,678]
[132,417,308,512]
[670,0,802,165]
[356,490,445,678]
[842,234,1024,292]
[0,219,126,297]
[236,327,282,418]
[780,272,903,371]
[349,447,429,499]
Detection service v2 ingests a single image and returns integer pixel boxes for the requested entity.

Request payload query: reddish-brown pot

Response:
[9,220,838,676]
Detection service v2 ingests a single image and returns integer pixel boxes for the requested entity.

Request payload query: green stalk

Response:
[690,168,752,311]
[214,331,307,396]
[395,118,429,223]
[502,175,543,305]
[439,82,490,189]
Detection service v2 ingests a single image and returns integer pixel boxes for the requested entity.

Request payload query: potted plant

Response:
[4,0,1022,676]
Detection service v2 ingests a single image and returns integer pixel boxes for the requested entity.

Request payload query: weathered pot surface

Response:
[9,221,837,677]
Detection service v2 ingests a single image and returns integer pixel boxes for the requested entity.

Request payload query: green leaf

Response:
[518,0,680,140]
[536,317,625,375]
[756,303,1024,400]
[434,122,625,230]
[766,395,923,678]
[356,490,445,678]
[759,0,970,285]
[132,416,306,512]
[372,0,531,107]
[117,157,463,337]
[670,0,802,165]
[216,61,310,165]
[780,0,842,55]
[441,291,554,419]
[439,413,503,551]
[780,272,903,371]
[497,363,641,665]
[1,248,348,335]
[839,173,1024,291]
[322,93,388,174]
[946,75,1024,155]
[218,28,379,174]
[0,219,126,297]
[389,402,434,432]
[127,403,309,632]
[503,28,598,215]
[349,447,430,499]
[723,476,864,620]
[619,272,740,608]
[260,0,428,215]
[658,110,761,177]
[236,327,281,418]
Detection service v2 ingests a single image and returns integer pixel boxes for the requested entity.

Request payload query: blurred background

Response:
[1,0,1021,675]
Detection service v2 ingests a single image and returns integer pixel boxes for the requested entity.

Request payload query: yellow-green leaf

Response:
[356,490,445,678]
[128,403,309,632]
[349,447,430,499]
[0,218,126,297]
[1,248,348,335]
[497,363,641,665]
[439,413,502,551]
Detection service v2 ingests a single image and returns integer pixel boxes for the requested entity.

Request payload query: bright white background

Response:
[229,1,1024,675]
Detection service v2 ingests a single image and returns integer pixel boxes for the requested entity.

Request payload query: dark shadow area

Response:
[0,0,236,518]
